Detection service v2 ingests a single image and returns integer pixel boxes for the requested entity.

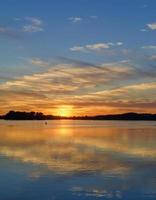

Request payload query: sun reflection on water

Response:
[0,121,156,176]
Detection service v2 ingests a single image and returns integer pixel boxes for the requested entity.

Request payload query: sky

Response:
[0,0,156,116]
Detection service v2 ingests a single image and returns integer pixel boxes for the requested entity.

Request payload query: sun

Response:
[57,105,73,117]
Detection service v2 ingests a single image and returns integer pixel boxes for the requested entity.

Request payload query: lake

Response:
[0,120,156,200]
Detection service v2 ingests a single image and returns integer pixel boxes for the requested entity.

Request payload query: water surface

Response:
[0,120,156,200]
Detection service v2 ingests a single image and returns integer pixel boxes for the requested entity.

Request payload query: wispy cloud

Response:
[68,15,98,23]
[23,17,44,32]
[0,16,44,40]
[29,58,49,67]
[147,22,156,30]
[0,62,133,94]
[70,42,123,52]
[140,29,148,32]
[68,17,82,23]
[142,45,156,49]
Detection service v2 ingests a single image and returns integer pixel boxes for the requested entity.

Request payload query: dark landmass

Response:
[1,111,60,120]
[0,110,156,120]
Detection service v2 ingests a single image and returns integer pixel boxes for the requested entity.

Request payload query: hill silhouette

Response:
[0,110,156,120]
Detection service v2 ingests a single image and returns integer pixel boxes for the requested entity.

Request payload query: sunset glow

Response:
[56,106,73,117]
[0,0,156,116]
[0,1,156,200]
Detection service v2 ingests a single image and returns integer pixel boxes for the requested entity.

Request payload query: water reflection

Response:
[0,120,156,199]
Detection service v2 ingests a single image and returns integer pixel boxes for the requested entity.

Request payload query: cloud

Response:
[67,81,156,113]
[0,16,44,40]
[116,42,123,46]
[0,61,135,108]
[86,43,113,50]
[0,57,156,115]
[147,22,156,30]
[140,29,148,32]
[125,82,156,90]
[29,58,49,67]
[25,17,42,26]
[68,17,82,23]
[70,42,123,52]
[70,46,86,52]
[142,45,156,49]
[68,16,98,23]
[0,63,133,94]
[23,17,44,32]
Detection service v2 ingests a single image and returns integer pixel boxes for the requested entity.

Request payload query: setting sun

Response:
[56,106,73,117]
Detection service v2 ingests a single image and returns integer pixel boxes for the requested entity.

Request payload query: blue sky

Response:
[0,0,156,115]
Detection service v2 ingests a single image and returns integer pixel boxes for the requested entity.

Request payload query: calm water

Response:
[0,120,156,200]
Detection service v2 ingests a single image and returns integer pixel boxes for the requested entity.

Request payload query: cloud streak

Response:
[142,45,156,49]
[29,58,49,67]
[68,17,82,23]
[70,42,123,53]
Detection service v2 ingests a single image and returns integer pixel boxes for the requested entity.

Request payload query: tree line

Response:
[0,110,156,120]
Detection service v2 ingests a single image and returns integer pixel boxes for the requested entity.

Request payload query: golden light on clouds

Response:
[0,61,156,115]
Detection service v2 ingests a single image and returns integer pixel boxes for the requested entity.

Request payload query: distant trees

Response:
[4,111,56,120]
[0,111,156,120]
